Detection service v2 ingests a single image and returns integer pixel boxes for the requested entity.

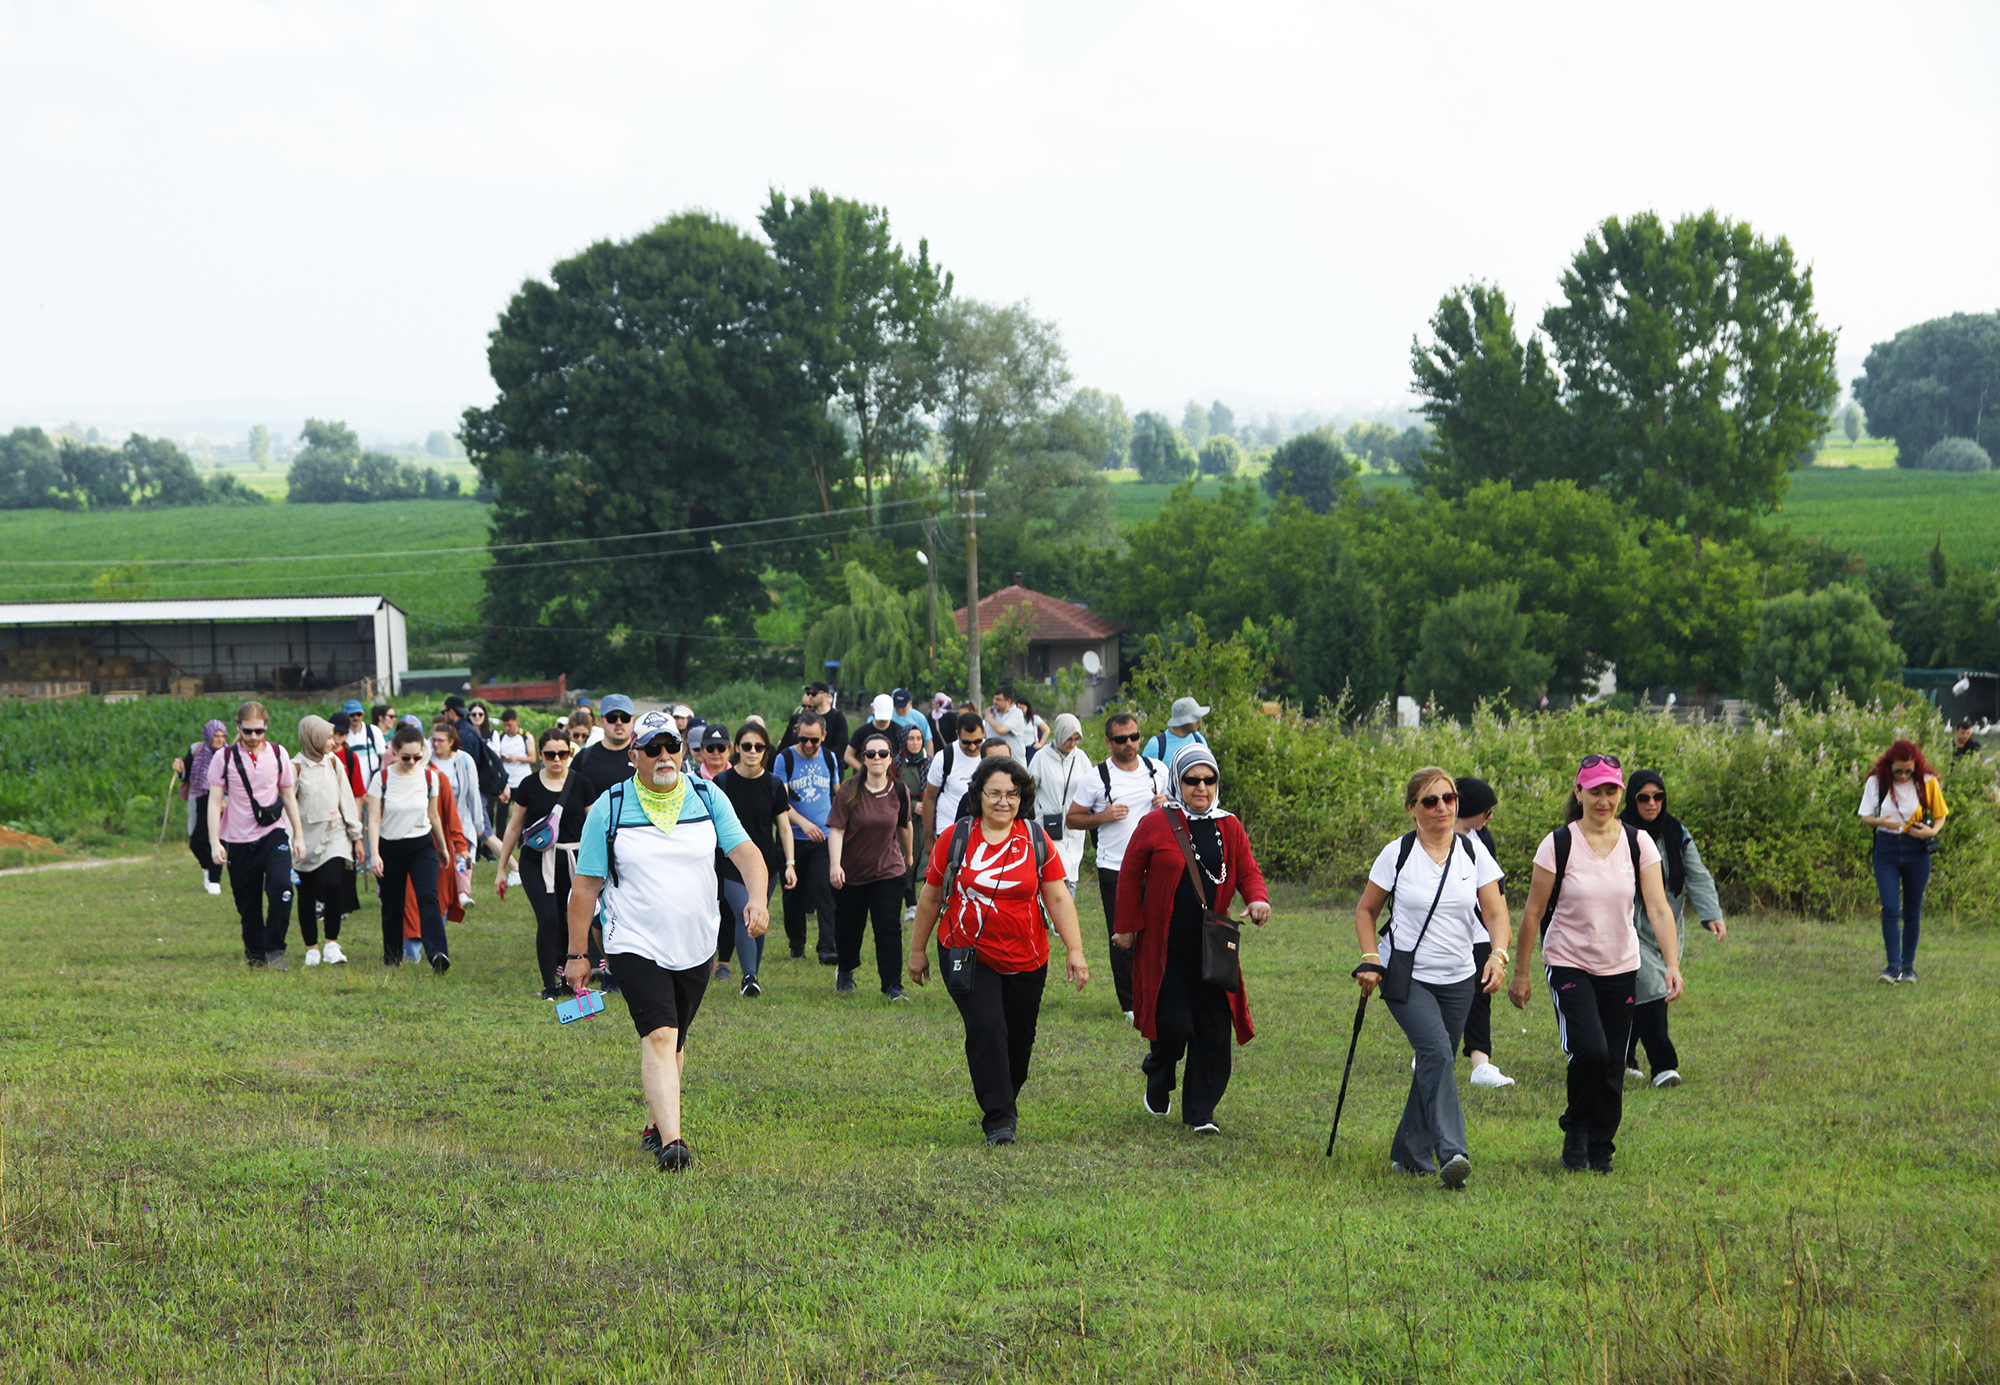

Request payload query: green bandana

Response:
[633,773,688,835]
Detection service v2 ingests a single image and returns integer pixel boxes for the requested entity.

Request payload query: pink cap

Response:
[1576,758,1625,792]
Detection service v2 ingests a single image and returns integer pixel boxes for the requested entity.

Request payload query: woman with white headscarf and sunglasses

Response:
[1112,744,1272,1135]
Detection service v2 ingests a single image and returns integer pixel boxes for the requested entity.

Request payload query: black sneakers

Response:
[883,983,908,1002]
[740,976,761,998]
[430,953,450,976]
[639,1124,662,1155]
[657,1138,693,1172]
[1561,1128,1589,1171]
[986,1125,1017,1146]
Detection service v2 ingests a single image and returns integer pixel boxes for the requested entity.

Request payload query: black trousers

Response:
[1096,866,1136,1012]
[521,850,568,989]
[225,830,294,961]
[783,837,836,955]
[1626,998,1679,1075]
[295,858,349,945]
[1462,941,1494,1058]
[188,793,222,885]
[949,960,1048,1136]
[1546,965,1636,1163]
[1145,960,1234,1127]
[378,835,447,965]
[835,875,905,990]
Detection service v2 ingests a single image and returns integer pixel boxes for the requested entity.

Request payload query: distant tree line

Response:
[1851,311,1999,472]
[286,420,468,502]
[0,427,266,510]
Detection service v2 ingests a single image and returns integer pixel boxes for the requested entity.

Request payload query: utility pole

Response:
[921,513,938,675]
[963,488,985,708]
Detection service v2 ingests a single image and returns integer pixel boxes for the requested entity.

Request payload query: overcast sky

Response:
[3,0,1995,438]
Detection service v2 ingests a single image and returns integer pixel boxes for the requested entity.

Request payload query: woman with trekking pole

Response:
[1619,769,1726,1086]
[1858,738,1947,984]
[1352,766,1509,1188]
[1113,745,1272,1137]
[1509,755,1681,1174]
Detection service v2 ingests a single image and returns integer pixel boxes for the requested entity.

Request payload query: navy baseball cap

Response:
[341,699,364,715]
[599,693,635,717]
[632,710,682,748]
[891,688,911,706]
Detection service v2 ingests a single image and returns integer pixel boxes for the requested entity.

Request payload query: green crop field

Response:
[0,502,493,654]
[2,859,1994,1381]
[1775,467,2000,567]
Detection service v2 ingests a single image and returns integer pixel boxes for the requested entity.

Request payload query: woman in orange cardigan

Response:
[1112,744,1271,1134]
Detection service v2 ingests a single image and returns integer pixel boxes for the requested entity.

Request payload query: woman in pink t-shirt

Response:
[1509,755,1681,1174]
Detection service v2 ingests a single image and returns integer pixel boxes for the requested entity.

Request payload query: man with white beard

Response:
[565,711,770,1173]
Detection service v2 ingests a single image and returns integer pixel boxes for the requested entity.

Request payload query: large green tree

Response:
[1409,282,1571,495]
[1743,584,1901,710]
[1072,387,1132,468]
[464,212,839,685]
[760,189,949,520]
[1129,411,1195,483]
[1851,312,2000,466]
[1406,582,1555,718]
[1259,429,1352,513]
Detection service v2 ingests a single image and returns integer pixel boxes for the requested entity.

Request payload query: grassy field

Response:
[3,858,1995,1382]
[1776,467,2000,567]
[1812,440,1900,470]
[0,501,492,653]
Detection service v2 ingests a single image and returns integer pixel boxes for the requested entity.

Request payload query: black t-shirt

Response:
[716,768,791,881]
[555,742,635,845]
[510,773,564,853]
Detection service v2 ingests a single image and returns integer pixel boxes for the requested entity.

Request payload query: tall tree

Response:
[464,212,839,685]
[1198,434,1244,476]
[1072,387,1132,468]
[247,424,272,469]
[125,434,207,506]
[1181,400,1210,448]
[761,190,949,523]
[1259,428,1352,513]
[0,428,66,510]
[1543,210,1839,545]
[1851,312,2000,466]
[1208,399,1236,439]
[1130,412,1195,483]
[58,441,131,510]
[1410,281,1571,496]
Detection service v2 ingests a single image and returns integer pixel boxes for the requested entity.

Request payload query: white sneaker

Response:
[1469,1062,1515,1089]
[203,878,222,895]
[1122,1010,1134,1024]
[303,947,321,967]
[1624,1066,1645,1083]
[1652,1069,1682,1088]
[461,892,477,908]
[322,940,347,965]
[506,870,521,887]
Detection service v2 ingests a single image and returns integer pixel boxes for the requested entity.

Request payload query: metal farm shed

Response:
[0,595,410,699]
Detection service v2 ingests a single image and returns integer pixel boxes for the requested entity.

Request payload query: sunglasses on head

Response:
[636,736,683,757]
[1181,774,1217,788]
[1108,732,1142,745]
[1419,791,1458,809]
[542,748,571,761]
[1633,790,1664,803]
[1579,754,1621,770]
[602,711,632,724]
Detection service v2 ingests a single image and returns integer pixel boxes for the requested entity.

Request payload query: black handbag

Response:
[1166,808,1240,993]
[937,819,984,998]
[1381,844,1452,1004]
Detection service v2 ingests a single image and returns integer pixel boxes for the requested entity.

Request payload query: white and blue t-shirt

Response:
[1151,727,1209,765]
[576,780,749,971]
[774,745,842,841]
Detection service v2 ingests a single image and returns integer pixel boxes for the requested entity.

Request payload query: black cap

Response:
[701,724,730,750]
[1454,776,1498,819]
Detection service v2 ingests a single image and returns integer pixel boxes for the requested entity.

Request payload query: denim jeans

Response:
[1872,832,1930,973]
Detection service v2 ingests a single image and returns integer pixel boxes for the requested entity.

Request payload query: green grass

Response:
[1812,440,1901,470]
[0,502,493,652]
[1776,467,2000,567]
[4,858,1995,1381]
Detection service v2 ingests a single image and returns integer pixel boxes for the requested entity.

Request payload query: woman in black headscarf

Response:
[1618,770,1727,1088]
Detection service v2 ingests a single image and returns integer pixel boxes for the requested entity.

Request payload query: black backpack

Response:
[601,777,719,887]
[1376,830,1478,938]
[465,730,505,798]
[1541,822,1644,932]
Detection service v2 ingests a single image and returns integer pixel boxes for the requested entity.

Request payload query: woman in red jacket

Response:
[1112,744,1272,1134]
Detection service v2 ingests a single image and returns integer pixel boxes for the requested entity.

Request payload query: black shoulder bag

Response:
[937,819,982,997]
[226,745,286,829]
[1165,807,1241,993]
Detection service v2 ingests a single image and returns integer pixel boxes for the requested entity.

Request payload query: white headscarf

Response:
[1168,743,1226,819]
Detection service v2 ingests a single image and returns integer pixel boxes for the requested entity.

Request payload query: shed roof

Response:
[0,595,401,625]
[952,585,1123,643]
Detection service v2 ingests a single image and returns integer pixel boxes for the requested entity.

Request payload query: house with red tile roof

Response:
[953,582,1123,716]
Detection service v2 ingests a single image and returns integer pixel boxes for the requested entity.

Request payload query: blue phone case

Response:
[556,989,606,1024]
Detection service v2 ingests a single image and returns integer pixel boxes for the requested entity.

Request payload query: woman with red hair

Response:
[1858,738,1949,983]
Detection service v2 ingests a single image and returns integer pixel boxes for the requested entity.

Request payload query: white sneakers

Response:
[1469,1062,1515,1089]
[1122,1010,1134,1024]
[1624,1066,1646,1083]
[323,940,347,965]
[506,869,521,887]
[461,892,477,908]
[1652,1069,1682,1088]
[303,947,321,967]
[203,878,222,895]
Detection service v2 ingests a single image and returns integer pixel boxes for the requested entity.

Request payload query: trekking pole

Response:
[150,769,178,891]
[1325,990,1370,1155]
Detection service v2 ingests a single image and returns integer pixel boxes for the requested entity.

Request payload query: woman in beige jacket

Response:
[293,715,364,966]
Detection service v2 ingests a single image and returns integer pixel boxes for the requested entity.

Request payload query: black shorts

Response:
[607,952,711,1047]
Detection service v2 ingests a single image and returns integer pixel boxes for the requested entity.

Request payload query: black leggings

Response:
[1096,867,1135,1012]
[1627,998,1678,1075]
[949,960,1048,1136]
[295,859,350,945]
[1546,965,1636,1163]
[378,836,446,965]
[835,875,905,990]
[1462,941,1494,1058]
[188,794,222,885]
[521,849,569,989]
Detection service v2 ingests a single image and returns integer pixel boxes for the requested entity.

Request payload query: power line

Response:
[0,497,931,568]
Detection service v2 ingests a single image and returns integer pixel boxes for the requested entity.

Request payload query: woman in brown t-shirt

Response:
[828,728,915,999]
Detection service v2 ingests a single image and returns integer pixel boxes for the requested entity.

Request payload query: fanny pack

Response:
[523,812,555,853]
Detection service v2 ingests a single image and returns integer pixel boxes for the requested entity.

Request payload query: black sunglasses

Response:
[1108,732,1142,745]
[542,749,572,761]
[238,725,267,736]
[602,711,633,724]
[636,736,684,757]
[796,736,822,745]
[1181,774,1217,787]
[1419,791,1459,809]
[1579,754,1621,770]
[1632,790,1664,803]
[862,748,892,759]
[736,741,766,753]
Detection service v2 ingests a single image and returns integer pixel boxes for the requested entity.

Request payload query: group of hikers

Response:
[173,680,1958,1183]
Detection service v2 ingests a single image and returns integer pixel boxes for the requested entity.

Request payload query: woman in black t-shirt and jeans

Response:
[494,727,576,999]
[715,721,795,998]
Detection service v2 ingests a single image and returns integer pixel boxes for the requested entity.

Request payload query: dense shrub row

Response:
[1117,627,2000,917]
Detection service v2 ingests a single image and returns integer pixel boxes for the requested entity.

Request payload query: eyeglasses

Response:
[1108,732,1142,745]
[1181,774,1218,788]
[862,748,892,759]
[1633,791,1664,804]
[468,710,486,719]
[542,749,571,761]
[1418,792,1459,809]
[1579,754,1621,770]
[636,737,683,757]
[1890,766,1915,778]
[982,789,1020,802]
[397,753,423,764]
[602,711,632,724]
[239,725,267,737]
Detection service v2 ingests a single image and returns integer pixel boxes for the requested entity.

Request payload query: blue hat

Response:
[341,699,364,715]
[576,697,592,709]
[891,688,911,706]
[632,710,681,748]
[599,693,634,716]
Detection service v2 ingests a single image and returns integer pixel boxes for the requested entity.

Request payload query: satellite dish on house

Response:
[1082,651,1102,675]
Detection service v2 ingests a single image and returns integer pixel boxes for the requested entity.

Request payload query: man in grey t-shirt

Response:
[984,683,1028,760]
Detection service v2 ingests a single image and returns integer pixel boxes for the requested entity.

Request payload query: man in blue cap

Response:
[341,698,384,781]
[555,693,639,987]
[889,688,931,757]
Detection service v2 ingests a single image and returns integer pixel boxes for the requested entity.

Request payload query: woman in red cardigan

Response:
[1112,744,1271,1134]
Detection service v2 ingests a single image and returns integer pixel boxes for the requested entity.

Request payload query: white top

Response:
[1031,745,1092,882]
[1071,756,1170,872]
[577,785,748,971]
[987,704,1027,758]
[344,724,384,781]
[925,744,982,822]
[371,764,437,842]
[1857,778,1923,833]
[490,730,533,789]
[1368,833,1504,986]
[436,749,484,847]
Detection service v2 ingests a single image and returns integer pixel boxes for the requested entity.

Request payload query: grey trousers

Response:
[1385,974,1476,1173]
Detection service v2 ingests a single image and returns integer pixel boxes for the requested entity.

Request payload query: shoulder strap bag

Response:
[1379,833,1458,1004]
[1165,807,1241,994]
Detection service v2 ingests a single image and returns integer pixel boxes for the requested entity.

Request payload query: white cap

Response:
[871,693,895,720]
